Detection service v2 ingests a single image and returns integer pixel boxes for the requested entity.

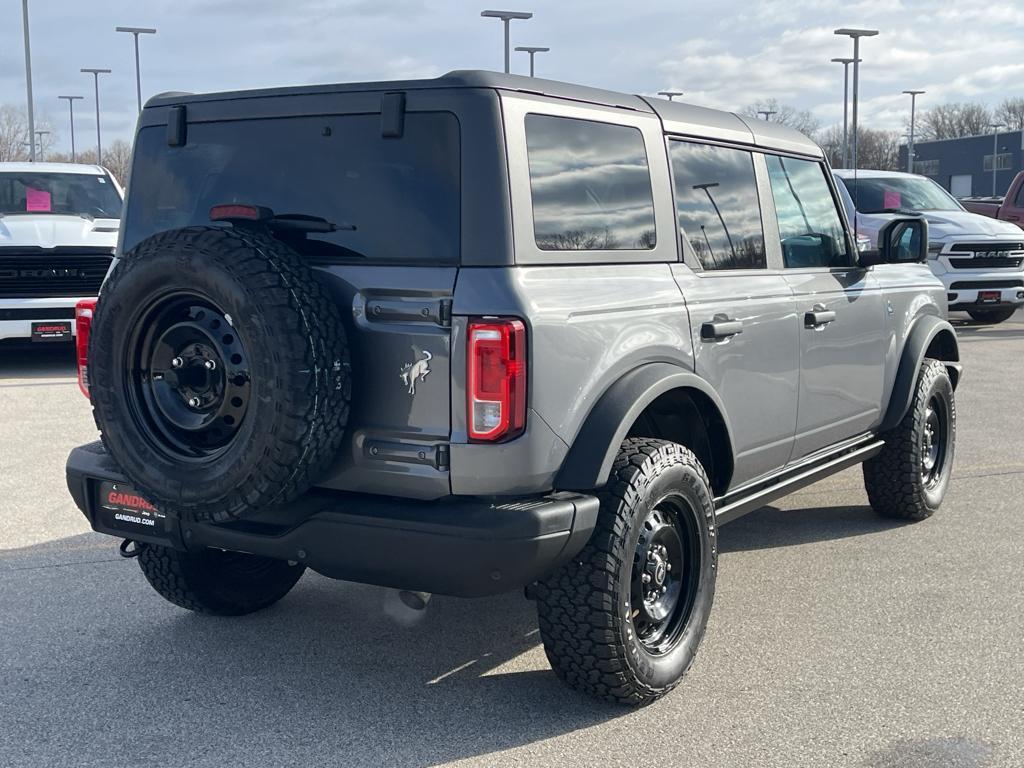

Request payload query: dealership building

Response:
[898,129,1023,199]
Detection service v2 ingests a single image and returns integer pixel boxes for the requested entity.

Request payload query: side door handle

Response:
[701,318,743,341]
[804,307,837,329]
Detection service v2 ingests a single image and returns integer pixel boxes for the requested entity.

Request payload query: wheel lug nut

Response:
[188,396,201,408]
[666,563,672,572]
[171,357,183,369]
[642,573,651,583]
[204,360,217,371]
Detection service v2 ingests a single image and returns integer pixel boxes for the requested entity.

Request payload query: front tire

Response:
[966,307,1017,324]
[137,544,305,616]
[535,438,717,706]
[863,359,956,520]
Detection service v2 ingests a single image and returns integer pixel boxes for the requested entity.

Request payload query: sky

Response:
[3,0,1023,155]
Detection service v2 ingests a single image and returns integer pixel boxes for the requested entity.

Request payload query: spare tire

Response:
[89,225,350,522]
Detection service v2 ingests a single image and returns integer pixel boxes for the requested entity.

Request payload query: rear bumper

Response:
[65,441,599,597]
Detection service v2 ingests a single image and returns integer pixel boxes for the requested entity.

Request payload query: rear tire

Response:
[863,359,955,520]
[535,438,717,706]
[966,307,1017,324]
[137,544,305,616]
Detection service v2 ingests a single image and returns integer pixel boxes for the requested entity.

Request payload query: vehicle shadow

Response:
[718,503,905,553]
[2,533,625,768]
[0,341,76,380]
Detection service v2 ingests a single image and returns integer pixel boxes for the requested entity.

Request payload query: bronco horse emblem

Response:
[399,350,432,395]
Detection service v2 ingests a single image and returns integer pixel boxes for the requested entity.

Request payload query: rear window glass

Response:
[0,172,122,218]
[124,112,460,263]
[525,114,656,251]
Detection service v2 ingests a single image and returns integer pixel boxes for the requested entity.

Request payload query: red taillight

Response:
[75,298,97,399]
[209,204,266,222]
[467,318,526,442]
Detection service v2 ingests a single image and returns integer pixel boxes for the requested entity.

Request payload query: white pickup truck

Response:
[0,162,123,343]
[834,169,1024,324]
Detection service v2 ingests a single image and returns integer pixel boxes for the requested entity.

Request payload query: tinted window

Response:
[124,113,460,263]
[0,172,122,218]
[525,115,655,250]
[1015,181,1024,208]
[669,141,766,270]
[766,156,851,269]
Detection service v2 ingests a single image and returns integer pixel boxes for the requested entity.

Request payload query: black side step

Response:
[713,439,884,526]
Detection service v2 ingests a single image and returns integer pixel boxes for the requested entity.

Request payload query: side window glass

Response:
[525,114,656,251]
[669,141,766,270]
[1015,181,1024,208]
[765,155,852,269]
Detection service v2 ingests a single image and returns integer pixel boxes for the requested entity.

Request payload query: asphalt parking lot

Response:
[1,312,1022,768]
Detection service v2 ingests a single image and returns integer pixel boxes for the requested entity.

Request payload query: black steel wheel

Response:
[89,226,350,522]
[536,438,717,706]
[126,294,252,460]
[864,359,956,520]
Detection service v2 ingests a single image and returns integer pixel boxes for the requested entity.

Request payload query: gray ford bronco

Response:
[65,71,961,706]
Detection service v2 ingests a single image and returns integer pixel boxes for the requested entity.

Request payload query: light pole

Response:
[58,96,84,162]
[480,10,532,73]
[757,110,777,121]
[34,130,49,161]
[694,182,736,262]
[835,28,879,170]
[514,45,549,77]
[989,123,1006,196]
[902,89,925,173]
[658,91,683,102]
[81,68,112,165]
[115,26,157,113]
[21,0,36,162]
[831,57,857,167]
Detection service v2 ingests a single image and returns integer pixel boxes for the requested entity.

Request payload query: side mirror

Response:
[882,216,929,264]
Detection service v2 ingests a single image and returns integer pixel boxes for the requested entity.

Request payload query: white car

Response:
[0,162,123,343]
[834,169,1024,324]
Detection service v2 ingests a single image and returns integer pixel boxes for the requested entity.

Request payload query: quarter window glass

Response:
[766,156,852,269]
[669,141,766,270]
[1016,182,1024,208]
[525,114,656,250]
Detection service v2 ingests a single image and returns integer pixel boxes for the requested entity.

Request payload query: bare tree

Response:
[994,97,1024,132]
[817,125,900,171]
[0,104,30,161]
[917,102,992,140]
[741,98,821,137]
[101,139,133,185]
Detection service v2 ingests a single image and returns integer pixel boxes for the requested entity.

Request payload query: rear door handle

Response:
[804,309,837,328]
[701,318,743,341]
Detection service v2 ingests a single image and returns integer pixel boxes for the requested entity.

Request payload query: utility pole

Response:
[34,130,49,161]
[81,68,112,165]
[835,28,879,170]
[514,45,549,77]
[902,90,925,173]
[21,0,36,161]
[58,96,84,162]
[480,10,533,73]
[115,27,157,113]
[831,57,856,167]
[990,123,1006,196]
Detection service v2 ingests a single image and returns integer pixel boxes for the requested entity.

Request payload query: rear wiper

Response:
[209,204,356,233]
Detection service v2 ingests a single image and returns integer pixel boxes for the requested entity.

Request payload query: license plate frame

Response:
[31,321,72,342]
[94,480,172,541]
[978,290,1001,304]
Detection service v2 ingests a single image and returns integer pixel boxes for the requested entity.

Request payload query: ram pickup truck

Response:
[835,169,1024,324]
[0,162,123,344]
[961,170,1024,229]
[66,71,960,706]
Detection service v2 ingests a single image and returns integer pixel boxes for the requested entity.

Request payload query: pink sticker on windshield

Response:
[883,190,901,209]
[26,187,52,212]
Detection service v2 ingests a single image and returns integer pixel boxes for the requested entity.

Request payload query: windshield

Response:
[0,171,123,218]
[840,176,963,214]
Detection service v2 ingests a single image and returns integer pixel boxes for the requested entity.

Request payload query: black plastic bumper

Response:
[65,442,600,597]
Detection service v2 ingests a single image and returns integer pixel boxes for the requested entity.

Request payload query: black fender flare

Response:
[880,315,961,432]
[554,362,734,490]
